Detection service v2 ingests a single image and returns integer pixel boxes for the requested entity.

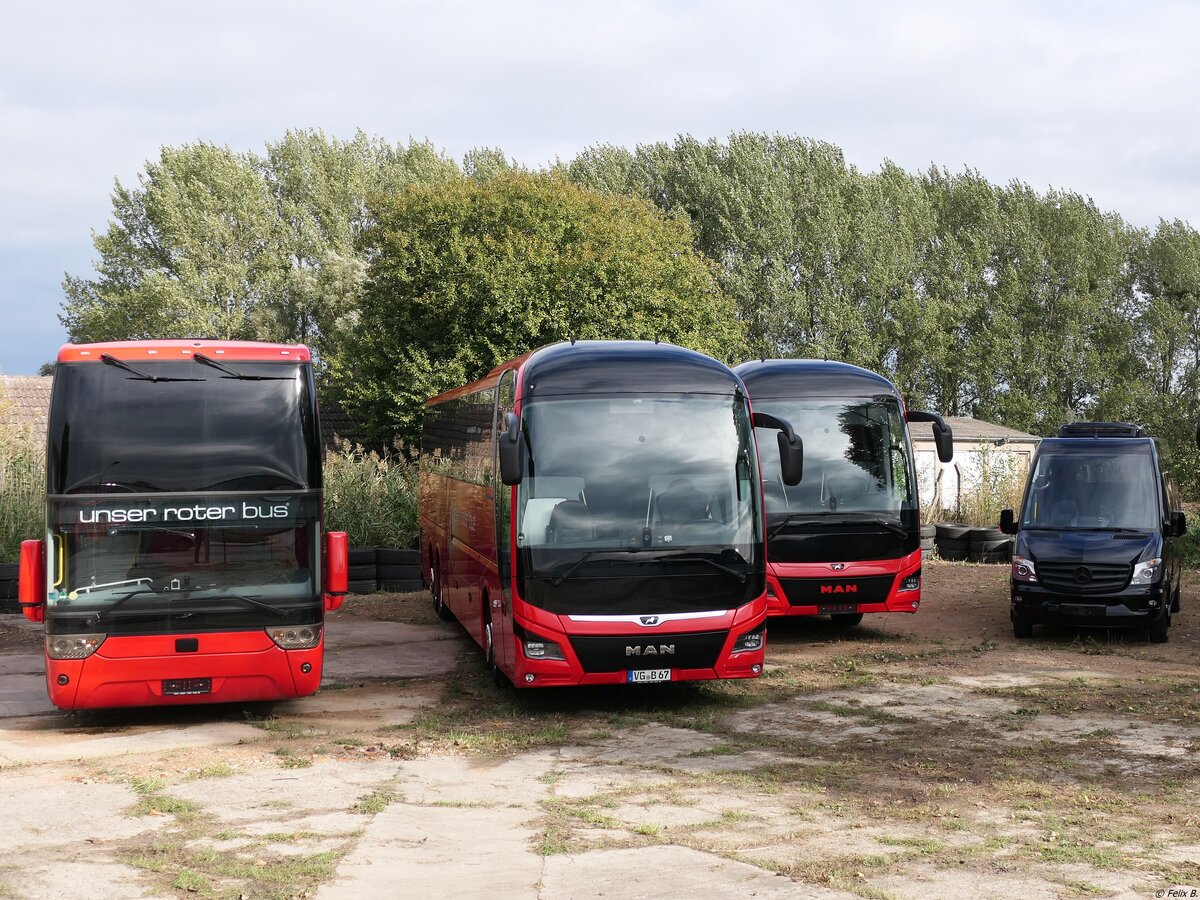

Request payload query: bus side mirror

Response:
[999,509,1016,535]
[1171,510,1187,538]
[908,410,954,463]
[499,411,525,486]
[753,411,803,486]
[19,539,45,624]
[325,531,348,610]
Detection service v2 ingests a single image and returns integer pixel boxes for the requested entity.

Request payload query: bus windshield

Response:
[515,393,763,614]
[48,361,319,494]
[1020,448,1159,531]
[755,397,916,518]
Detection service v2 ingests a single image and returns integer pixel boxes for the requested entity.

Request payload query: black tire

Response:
[936,536,969,560]
[431,564,454,622]
[347,579,377,595]
[378,563,421,580]
[0,577,16,599]
[379,579,424,593]
[830,612,864,627]
[1148,608,1170,643]
[920,524,937,540]
[935,523,972,540]
[1012,620,1033,639]
[969,526,1007,545]
[349,564,377,582]
[376,548,419,566]
[349,548,376,566]
[920,536,935,551]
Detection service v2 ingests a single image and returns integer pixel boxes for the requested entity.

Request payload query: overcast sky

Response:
[2,0,1197,374]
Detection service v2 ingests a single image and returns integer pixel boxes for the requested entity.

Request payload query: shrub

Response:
[322,443,418,548]
[928,446,1027,528]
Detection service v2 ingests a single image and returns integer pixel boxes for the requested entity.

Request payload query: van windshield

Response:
[1020,448,1160,531]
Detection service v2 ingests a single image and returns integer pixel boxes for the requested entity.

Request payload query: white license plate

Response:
[628,668,671,684]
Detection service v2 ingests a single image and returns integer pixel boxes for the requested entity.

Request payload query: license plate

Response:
[163,678,212,696]
[819,603,858,615]
[1071,605,1106,617]
[627,669,671,684]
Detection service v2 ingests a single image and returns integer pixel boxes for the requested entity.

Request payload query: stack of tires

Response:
[934,524,971,561]
[345,548,424,594]
[0,562,17,613]
[920,524,936,559]
[968,526,1012,563]
[376,548,422,593]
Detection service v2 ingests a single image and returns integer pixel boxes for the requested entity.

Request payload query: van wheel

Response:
[431,564,454,622]
[1012,620,1033,639]
[1148,608,1170,644]
[1172,584,1181,614]
[830,613,863,627]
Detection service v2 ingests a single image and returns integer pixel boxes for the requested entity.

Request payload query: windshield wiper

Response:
[192,352,293,380]
[203,592,294,618]
[549,549,645,586]
[643,552,748,583]
[85,587,159,626]
[768,512,907,540]
[100,353,203,382]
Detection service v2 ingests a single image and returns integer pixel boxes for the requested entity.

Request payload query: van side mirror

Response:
[999,509,1016,535]
[1171,510,1187,538]
[753,411,803,486]
[325,531,348,610]
[499,411,526,486]
[18,539,46,624]
[908,410,954,463]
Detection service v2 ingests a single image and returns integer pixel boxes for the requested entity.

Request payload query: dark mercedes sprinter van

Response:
[999,422,1186,643]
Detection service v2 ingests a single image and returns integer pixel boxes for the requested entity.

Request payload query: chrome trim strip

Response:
[566,610,729,625]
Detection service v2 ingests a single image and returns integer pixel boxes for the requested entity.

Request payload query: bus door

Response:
[489,369,517,674]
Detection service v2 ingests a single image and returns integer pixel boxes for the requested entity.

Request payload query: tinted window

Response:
[48,361,319,494]
[1021,448,1160,530]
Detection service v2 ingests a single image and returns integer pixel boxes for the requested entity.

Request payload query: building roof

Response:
[0,376,52,444]
[912,415,1041,444]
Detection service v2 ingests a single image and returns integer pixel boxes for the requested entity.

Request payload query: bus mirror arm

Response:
[753,412,803,487]
[18,539,46,624]
[909,411,954,463]
[499,411,526,486]
[325,531,348,610]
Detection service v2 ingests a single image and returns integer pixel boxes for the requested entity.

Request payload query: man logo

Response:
[819,584,857,594]
[626,645,676,656]
[639,615,661,626]
[830,563,846,571]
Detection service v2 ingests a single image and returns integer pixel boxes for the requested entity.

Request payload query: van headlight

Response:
[1012,556,1037,584]
[1132,558,1162,584]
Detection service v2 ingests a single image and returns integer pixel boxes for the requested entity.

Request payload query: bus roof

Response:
[57,340,312,364]
[425,341,741,407]
[734,359,901,401]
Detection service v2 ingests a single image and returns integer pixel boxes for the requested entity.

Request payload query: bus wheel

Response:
[483,610,509,687]
[830,613,863,628]
[431,565,454,622]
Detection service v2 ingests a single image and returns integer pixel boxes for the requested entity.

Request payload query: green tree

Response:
[331,172,741,447]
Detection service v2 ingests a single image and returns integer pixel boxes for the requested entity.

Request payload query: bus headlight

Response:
[1012,556,1038,584]
[1132,558,1162,584]
[267,625,322,650]
[46,633,105,659]
[732,625,765,654]
[522,637,566,661]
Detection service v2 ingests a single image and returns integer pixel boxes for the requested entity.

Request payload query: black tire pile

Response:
[0,563,17,613]
[348,548,422,594]
[934,524,1012,563]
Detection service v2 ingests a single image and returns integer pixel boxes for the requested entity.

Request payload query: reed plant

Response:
[947,446,1027,528]
[0,419,44,564]
[322,442,419,549]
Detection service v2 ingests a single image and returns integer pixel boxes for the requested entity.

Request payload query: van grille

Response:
[1038,561,1130,594]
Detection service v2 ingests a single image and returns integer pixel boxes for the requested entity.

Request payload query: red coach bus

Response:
[735,360,952,626]
[419,341,801,687]
[18,341,349,709]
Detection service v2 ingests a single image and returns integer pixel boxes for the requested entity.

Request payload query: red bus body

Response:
[735,360,952,625]
[419,341,782,687]
[21,340,347,709]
